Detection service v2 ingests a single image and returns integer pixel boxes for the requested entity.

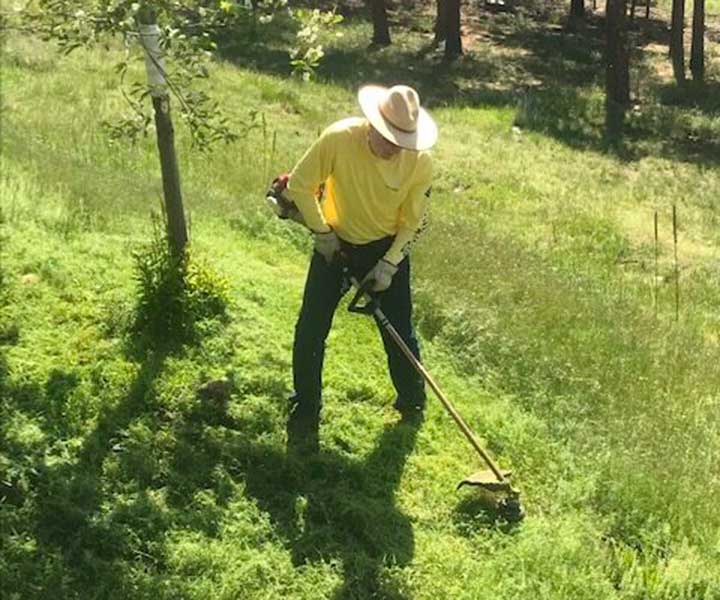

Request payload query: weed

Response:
[131,216,229,349]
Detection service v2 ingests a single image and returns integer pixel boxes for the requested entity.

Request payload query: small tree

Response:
[291,9,344,81]
[690,0,705,83]
[22,1,255,255]
[17,0,341,339]
[136,7,188,256]
[21,1,340,253]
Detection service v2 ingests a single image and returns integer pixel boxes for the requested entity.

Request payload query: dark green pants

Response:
[291,236,425,419]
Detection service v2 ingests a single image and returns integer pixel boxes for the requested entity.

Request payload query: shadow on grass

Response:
[217,10,720,166]
[488,18,605,88]
[236,419,421,600]
[215,16,515,110]
[0,324,23,506]
[21,252,227,590]
[161,373,513,597]
[156,371,423,596]
[81,365,424,598]
[0,277,29,508]
[0,323,178,593]
[30,342,179,590]
[493,14,720,164]
[2,306,514,598]
[4,301,422,598]
[453,493,523,536]
[656,79,720,116]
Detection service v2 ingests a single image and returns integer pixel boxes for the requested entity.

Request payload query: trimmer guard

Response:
[458,469,513,493]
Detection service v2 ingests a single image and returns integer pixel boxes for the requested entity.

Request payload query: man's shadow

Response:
[236,418,421,600]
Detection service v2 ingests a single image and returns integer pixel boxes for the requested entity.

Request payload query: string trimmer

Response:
[265,177,525,522]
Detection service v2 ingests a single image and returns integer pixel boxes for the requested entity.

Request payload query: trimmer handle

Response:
[347,277,378,315]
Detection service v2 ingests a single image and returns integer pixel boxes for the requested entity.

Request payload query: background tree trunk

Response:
[370,0,392,46]
[670,0,686,85]
[605,0,630,140]
[434,0,447,46]
[690,0,705,83]
[444,0,462,59]
[569,0,585,22]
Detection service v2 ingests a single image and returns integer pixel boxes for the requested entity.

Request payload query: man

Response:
[282,84,438,454]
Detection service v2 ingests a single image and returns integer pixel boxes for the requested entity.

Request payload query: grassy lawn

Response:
[1,7,720,600]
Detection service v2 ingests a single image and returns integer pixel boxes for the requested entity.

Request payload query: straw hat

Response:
[358,84,438,151]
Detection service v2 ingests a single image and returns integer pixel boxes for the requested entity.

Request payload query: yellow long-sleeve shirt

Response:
[285,117,433,265]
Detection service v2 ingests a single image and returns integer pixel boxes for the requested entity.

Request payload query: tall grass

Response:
[415,219,720,546]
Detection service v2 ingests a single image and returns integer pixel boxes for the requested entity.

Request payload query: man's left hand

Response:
[364,259,398,292]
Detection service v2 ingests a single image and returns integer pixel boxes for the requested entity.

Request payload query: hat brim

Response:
[358,85,438,151]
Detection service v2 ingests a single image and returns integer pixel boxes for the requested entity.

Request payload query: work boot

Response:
[286,400,320,457]
[393,395,425,423]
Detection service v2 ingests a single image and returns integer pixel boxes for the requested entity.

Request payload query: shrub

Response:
[132,219,229,348]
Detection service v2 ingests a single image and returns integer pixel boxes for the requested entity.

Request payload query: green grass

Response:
[2,9,720,600]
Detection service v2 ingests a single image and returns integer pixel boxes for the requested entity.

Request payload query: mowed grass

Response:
[2,10,720,600]
[1,163,619,600]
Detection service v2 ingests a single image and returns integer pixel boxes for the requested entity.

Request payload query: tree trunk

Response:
[369,0,392,46]
[670,0,686,85]
[152,97,188,256]
[444,0,462,59]
[605,0,630,141]
[690,0,705,83]
[433,0,447,46]
[138,10,188,256]
[570,0,585,22]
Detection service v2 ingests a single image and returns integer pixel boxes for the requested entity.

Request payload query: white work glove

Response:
[364,258,398,292]
[314,229,341,263]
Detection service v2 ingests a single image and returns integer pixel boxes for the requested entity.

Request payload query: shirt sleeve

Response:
[384,156,433,265]
[284,127,337,233]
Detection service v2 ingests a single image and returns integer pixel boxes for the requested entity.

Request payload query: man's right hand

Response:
[314,229,340,263]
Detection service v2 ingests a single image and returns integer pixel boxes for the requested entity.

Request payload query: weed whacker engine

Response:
[265,175,525,523]
[266,173,311,225]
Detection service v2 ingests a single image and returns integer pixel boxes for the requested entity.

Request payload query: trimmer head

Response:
[497,495,525,523]
[458,470,525,523]
[458,469,513,493]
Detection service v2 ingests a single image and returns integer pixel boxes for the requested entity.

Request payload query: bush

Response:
[132,219,229,348]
